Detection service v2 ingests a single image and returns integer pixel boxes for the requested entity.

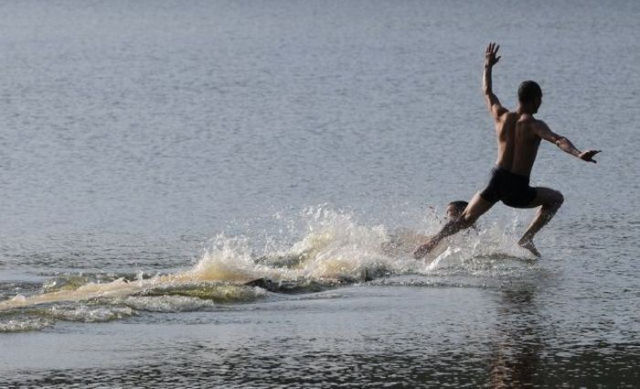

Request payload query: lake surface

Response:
[1,0,639,387]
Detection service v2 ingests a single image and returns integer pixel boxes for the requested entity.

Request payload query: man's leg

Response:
[414,192,494,259]
[518,187,564,257]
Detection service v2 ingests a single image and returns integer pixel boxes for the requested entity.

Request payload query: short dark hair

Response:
[518,80,542,104]
[447,201,468,213]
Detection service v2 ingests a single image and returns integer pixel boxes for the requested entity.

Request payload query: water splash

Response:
[0,206,535,330]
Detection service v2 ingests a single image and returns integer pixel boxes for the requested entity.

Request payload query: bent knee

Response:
[549,191,564,209]
[456,214,476,229]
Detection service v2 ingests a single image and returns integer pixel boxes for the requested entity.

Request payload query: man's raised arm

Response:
[483,42,507,121]
[533,121,601,163]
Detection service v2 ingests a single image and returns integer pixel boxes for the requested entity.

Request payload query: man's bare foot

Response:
[518,238,541,257]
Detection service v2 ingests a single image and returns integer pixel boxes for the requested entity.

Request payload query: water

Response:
[1,0,639,386]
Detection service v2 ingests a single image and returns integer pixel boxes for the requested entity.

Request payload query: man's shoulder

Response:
[516,116,551,140]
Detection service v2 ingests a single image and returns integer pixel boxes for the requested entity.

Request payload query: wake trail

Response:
[0,207,534,314]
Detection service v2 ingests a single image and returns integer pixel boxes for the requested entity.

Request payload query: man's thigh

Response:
[520,187,563,209]
[462,192,495,222]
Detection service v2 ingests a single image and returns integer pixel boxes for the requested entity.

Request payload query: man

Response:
[414,43,600,258]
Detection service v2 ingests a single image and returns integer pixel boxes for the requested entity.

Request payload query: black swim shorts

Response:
[479,167,537,208]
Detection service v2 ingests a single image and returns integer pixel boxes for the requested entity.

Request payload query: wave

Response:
[0,207,536,330]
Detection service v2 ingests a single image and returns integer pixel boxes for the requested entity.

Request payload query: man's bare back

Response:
[494,113,540,176]
[413,43,600,259]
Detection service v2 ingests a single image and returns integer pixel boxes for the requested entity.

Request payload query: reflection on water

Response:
[490,288,543,388]
[2,285,639,388]
[487,287,640,388]
[4,342,640,387]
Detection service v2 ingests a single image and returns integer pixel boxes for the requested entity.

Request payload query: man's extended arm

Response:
[533,121,601,163]
[483,42,507,121]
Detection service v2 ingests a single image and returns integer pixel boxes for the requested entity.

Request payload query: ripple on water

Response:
[2,344,639,387]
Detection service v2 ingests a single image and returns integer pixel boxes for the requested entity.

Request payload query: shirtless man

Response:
[414,43,600,258]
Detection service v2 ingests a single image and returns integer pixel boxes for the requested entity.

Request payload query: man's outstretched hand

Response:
[485,42,501,68]
[579,149,601,163]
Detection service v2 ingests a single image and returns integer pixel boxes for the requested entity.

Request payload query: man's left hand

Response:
[485,42,501,68]
[579,149,601,163]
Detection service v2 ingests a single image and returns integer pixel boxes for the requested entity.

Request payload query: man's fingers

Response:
[485,42,500,57]
[486,42,502,60]
[588,150,600,163]
[495,56,501,63]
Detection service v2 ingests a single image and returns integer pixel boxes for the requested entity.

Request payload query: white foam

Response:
[0,207,534,312]
[119,295,216,313]
[0,318,53,332]
[47,305,135,322]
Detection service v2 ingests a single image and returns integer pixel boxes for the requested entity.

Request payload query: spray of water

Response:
[0,206,534,327]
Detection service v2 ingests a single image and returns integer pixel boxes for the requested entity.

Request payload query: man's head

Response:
[446,201,468,221]
[518,80,542,113]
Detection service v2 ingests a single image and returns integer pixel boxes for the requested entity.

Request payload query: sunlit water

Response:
[1,0,639,387]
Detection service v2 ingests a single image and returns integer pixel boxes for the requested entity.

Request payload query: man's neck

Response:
[516,105,536,115]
